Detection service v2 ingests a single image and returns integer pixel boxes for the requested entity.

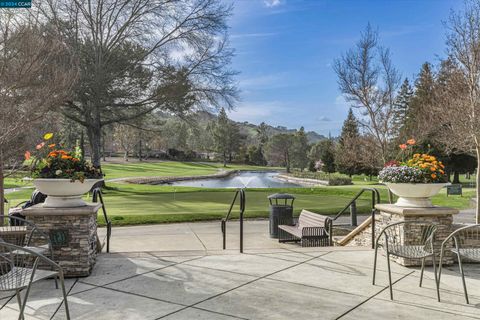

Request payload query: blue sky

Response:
[226,0,463,136]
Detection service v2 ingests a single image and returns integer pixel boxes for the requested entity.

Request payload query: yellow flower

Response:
[43,133,54,140]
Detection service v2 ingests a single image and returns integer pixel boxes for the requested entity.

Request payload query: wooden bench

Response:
[278,210,332,247]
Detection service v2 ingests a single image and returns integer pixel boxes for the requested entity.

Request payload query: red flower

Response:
[35,142,45,150]
[384,160,399,167]
[406,138,416,145]
[399,144,407,150]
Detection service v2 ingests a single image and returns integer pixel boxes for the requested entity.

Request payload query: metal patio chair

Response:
[372,221,438,300]
[0,215,54,257]
[438,224,480,304]
[0,243,70,320]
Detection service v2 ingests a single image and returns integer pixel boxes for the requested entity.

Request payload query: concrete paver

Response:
[2,221,480,319]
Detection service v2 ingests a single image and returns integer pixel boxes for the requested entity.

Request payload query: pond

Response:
[164,171,302,188]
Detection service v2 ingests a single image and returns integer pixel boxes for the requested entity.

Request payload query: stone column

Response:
[23,203,101,277]
[374,204,458,266]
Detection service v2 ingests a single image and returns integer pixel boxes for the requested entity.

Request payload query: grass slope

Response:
[3,161,475,226]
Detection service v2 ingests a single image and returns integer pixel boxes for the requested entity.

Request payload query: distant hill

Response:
[194,111,327,144]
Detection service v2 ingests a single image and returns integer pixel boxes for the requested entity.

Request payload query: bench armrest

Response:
[302,226,330,237]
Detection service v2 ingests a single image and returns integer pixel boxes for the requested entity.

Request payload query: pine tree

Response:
[212,108,238,167]
[335,109,361,176]
[339,109,359,145]
[292,127,309,171]
[392,78,413,139]
[405,63,435,138]
[321,139,336,173]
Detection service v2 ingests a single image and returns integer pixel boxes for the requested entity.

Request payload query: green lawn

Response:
[3,161,475,226]
[102,161,280,179]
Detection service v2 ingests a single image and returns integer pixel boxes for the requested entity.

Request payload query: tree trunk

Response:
[86,124,102,169]
[138,139,143,161]
[476,147,480,224]
[475,145,480,224]
[453,171,460,184]
[0,157,4,219]
[124,151,129,161]
[80,130,85,161]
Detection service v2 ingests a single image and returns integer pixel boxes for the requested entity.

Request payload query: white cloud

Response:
[264,0,282,8]
[227,101,284,123]
[317,116,331,122]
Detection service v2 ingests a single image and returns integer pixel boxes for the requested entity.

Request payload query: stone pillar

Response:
[375,204,458,266]
[23,203,101,277]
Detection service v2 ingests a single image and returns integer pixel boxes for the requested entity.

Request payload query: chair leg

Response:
[372,245,378,285]
[432,253,440,302]
[15,289,24,320]
[419,257,425,287]
[19,282,34,320]
[59,273,71,320]
[437,251,444,302]
[456,252,469,304]
[386,253,393,300]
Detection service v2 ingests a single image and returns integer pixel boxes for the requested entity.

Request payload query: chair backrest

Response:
[298,210,330,229]
[0,215,51,249]
[0,243,41,291]
[449,224,480,252]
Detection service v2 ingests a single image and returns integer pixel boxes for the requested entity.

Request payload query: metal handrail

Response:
[221,188,245,253]
[331,188,381,249]
[92,188,112,253]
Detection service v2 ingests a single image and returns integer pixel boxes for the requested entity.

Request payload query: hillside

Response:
[193,111,327,144]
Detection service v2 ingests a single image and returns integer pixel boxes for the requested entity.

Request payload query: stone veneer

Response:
[375,204,458,266]
[345,204,459,266]
[23,203,101,277]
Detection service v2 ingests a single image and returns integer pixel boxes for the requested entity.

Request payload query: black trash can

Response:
[268,193,295,238]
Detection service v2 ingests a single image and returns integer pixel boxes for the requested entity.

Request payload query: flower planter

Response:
[385,182,449,207]
[33,179,103,208]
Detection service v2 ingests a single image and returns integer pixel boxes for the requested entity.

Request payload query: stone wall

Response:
[23,203,101,277]
[343,204,459,266]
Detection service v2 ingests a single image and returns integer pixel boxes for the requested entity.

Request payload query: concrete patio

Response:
[1,220,479,319]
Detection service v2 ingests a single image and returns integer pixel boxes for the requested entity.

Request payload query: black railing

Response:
[331,188,381,249]
[92,188,112,253]
[221,188,246,253]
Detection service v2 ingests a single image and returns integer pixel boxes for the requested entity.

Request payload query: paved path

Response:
[1,246,479,319]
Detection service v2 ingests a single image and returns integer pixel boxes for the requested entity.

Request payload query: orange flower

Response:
[48,144,56,148]
[430,167,436,172]
[61,155,72,160]
[24,151,31,160]
[399,144,407,150]
[35,142,45,150]
[439,169,445,174]
[431,173,437,179]
[72,158,80,162]
[406,138,416,145]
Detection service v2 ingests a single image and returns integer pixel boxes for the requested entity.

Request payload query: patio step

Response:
[335,215,377,246]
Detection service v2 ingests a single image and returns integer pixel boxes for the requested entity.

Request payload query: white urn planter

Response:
[33,179,103,208]
[385,182,449,207]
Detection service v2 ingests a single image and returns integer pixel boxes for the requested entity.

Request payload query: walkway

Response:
[1,246,479,319]
[1,219,480,319]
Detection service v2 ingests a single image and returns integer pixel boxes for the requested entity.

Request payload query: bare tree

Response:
[334,24,401,163]
[0,12,76,215]
[40,0,238,169]
[113,124,138,161]
[426,0,480,223]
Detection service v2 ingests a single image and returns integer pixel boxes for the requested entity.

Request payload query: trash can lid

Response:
[267,193,295,200]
